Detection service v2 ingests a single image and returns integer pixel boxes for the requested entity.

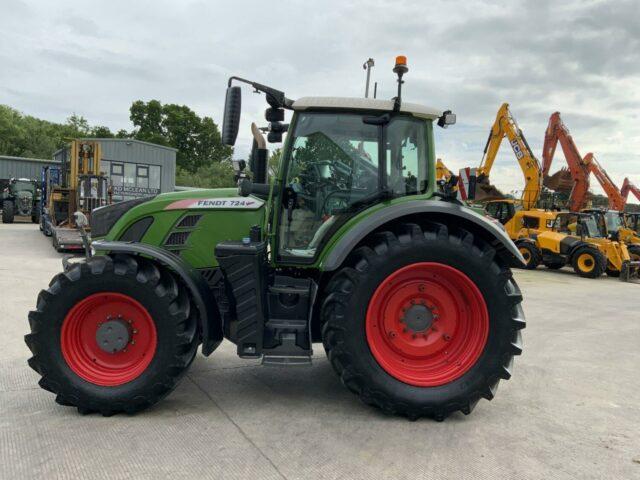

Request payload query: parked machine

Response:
[41,140,110,251]
[25,58,526,420]
[1,178,40,224]
[542,112,591,212]
[476,103,541,208]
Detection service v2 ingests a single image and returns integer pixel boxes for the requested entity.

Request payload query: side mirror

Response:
[222,86,242,146]
[438,110,456,129]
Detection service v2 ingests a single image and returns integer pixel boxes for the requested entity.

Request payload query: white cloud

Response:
[1,0,639,202]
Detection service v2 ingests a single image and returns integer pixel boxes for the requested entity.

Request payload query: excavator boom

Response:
[582,153,625,211]
[542,112,590,212]
[621,177,640,203]
[478,103,542,209]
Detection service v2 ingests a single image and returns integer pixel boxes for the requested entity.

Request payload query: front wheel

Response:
[516,241,541,270]
[25,255,199,415]
[2,200,14,223]
[571,246,605,278]
[321,222,525,420]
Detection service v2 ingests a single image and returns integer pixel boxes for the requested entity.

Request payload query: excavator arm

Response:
[477,103,542,209]
[582,153,626,211]
[621,177,640,203]
[436,158,453,182]
[542,112,590,212]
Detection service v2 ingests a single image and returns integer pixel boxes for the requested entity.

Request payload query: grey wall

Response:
[53,139,177,200]
[0,156,58,182]
[96,139,176,193]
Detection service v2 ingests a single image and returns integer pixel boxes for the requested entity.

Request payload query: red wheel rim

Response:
[61,292,157,386]
[366,262,489,387]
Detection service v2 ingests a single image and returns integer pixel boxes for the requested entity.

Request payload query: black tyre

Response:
[2,200,14,223]
[25,255,199,415]
[32,201,40,224]
[605,267,620,278]
[515,241,541,270]
[571,246,605,278]
[321,222,525,420]
[544,261,565,270]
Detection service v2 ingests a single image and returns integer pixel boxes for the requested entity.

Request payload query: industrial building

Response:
[1,138,177,202]
[53,138,176,201]
[0,155,57,183]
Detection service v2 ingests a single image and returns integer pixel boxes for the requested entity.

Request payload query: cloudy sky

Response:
[1,0,639,199]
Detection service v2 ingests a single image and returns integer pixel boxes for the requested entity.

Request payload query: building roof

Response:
[84,138,178,152]
[53,138,179,158]
[0,155,59,164]
[291,97,442,119]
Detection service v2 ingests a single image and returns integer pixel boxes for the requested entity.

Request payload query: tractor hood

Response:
[92,188,267,269]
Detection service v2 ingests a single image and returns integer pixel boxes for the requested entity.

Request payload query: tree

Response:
[175,161,236,189]
[89,126,114,138]
[128,100,231,172]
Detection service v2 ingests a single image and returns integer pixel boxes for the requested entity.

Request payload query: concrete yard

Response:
[1,222,639,480]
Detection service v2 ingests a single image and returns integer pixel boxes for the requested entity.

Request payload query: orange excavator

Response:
[582,153,626,211]
[621,177,640,203]
[541,112,590,212]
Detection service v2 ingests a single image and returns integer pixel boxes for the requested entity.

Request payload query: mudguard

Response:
[321,199,526,271]
[92,240,223,356]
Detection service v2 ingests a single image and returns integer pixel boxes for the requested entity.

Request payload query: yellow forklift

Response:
[43,140,111,252]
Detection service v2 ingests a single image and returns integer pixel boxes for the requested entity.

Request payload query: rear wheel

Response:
[321,222,524,420]
[571,247,605,278]
[25,255,198,415]
[31,201,40,224]
[516,241,541,270]
[2,200,14,223]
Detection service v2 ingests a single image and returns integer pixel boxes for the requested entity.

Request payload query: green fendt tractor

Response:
[2,177,40,224]
[25,58,525,420]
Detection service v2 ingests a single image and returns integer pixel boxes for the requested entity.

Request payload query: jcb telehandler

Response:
[25,58,525,420]
[517,211,637,279]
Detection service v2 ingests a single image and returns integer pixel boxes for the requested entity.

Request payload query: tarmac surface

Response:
[1,222,639,479]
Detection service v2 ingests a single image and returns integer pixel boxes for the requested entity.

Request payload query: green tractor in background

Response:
[2,177,40,224]
[26,58,525,420]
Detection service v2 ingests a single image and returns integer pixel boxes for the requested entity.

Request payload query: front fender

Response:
[92,240,223,356]
[320,199,526,271]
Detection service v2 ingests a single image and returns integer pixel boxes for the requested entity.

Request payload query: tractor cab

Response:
[552,212,602,238]
[625,212,640,235]
[582,208,624,239]
[276,97,439,260]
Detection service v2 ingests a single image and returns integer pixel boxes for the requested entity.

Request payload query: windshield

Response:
[554,213,601,238]
[278,112,429,259]
[14,181,34,192]
[582,216,602,238]
[604,211,622,232]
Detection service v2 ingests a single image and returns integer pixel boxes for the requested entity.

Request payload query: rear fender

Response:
[92,240,223,356]
[321,199,526,271]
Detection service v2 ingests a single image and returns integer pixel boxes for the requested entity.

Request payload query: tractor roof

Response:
[292,97,442,119]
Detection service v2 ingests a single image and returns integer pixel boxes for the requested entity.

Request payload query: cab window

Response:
[278,112,429,259]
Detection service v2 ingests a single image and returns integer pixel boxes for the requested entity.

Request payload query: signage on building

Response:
[112,185,160,196]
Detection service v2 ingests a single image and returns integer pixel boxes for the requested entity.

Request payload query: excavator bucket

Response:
[473,175,506,202]
[543,168,574,193]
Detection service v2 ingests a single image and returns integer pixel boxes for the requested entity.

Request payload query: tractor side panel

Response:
[103,189,266,269]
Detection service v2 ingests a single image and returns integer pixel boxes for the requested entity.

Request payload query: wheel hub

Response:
[96,319,132,354]
[401,304,434,333]
[366,262,489,387]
